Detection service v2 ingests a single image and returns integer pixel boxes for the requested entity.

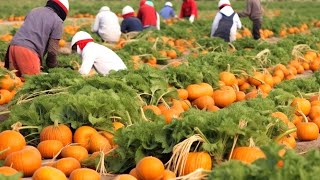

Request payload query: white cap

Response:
[53,0,69,13]
[218,0,231,8]
[71,31,93,48]
[122,6,134,15]
[165,2,173,7]
[145,1,154,7]
[100,6,110,12]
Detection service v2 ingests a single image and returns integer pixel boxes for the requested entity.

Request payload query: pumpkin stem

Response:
[249,137,256,147]
[194,127,210,144]
[160,97,171,109]
[227,64,231,72]
[228,120,247,161]
[274,127,297,142]
[96,148,115,175]
[11,122,40,132]
[297,91,304,99]
[297,110,309,123]
[155,90,175,106]
[140,107,151,122]
[0,110,10,116]
[125,111,133,125]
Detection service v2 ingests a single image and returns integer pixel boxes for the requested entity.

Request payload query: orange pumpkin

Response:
[161,170,176,180]
[40,123,73,146]
[73,126,97,150]
[115,174,137,180]
[177,89,189,100]
[136,156,165,180]
[113,122,125,130]
[192,96,215,110]
[37,140,64,159]
[182,152,212,175]
[186,83,213,100]
[69,168,100,180]
[0,130,26,160]
[61,145,89,162]
[52,157,81,176]
[32,166,67,180]
[4,146,42,177]
[308,106,320,120]
[0,75,15,90]
[290,98,311,116]
[207,105,220,112]
[213,87,236,108]
[161,109,180,124]
[89,132,112,153]
[0,166,20,178]
[271,112,289,123]
[129,168,138,179]
[248,72,264,86]
[219,71,237,86]
[296,122,319,141]
[143,105,162,115]
[231,146,266,164]
[276,135,296,148]
[236,91,246,102]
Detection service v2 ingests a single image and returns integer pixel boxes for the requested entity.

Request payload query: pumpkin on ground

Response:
[136,156,165,180]
[52,157,81,176]
[73,126,97,150]
[37,140,64,159]
[114,174,137,180]
[69,168,100,180]
[0,166,20,178]
[32,166,67,180]
[61,145,89,162]
[182,152,212,175]
[231,146,266,164]
[40,122,73,146]
[0,130,26,160]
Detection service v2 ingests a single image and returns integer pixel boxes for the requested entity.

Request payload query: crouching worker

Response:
[121,6,143,33]
[71,31,127,76]
[211,0,242,42]
[4,0,69,77]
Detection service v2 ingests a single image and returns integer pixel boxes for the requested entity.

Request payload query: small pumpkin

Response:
[136,156,165,180]
[231,146,266,164]
[192,96,215,110]
[182,152,212,175]
[0,166,20,178]
[114,174,137,180]
[290,97,311,116]
[40,122,73,146]
[129,168,138,179]
[186,83,213,100]
[296,122,319,141]
[61,145,89,162]
[89,132,112,153]
[37,140,64,159]
[73,126,97,150]
[32,166,67,180]
[162,170,176,180]
[0,130,26,159]
[69,168,100,180]
[219,71,237,86]
[177,89,188,100]
[271,112,289,123]
[52,157,81,176]
[213,87,236,108]
[143,105,162,115]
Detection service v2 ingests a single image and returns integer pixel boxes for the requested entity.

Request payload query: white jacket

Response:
[92,9,121,43]
[79,42,127,75]
[211,6,242,42]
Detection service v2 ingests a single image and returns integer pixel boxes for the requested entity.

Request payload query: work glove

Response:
[189,15,195,23]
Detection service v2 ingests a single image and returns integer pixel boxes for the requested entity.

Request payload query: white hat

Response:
[100,6,110,12]
[53,0,69,13]
[122,6,134,15]
[71,31,93,48]
[145,1,154,7]
[165,2,173,7]
[218,0,231,8]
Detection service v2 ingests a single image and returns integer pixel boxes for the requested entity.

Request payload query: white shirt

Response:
[92,10,121,42]
[79,42,127,75]
[211,6,242,42]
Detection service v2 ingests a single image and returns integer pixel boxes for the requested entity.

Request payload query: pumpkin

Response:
[276,135,296,148]
[258,84,272,94]
[271,112,289,123]
[290,98,311,116]
[312,116,320,132]
[61,145,89,162]
[4,146,42,177]
[136,156,165,180]
[162,170,176,180]
[0,166,20,178]
[161,108,180,124]
[69,168,100,180]
[236,91,246,101]
[231,146,266,164]
[52,157,81,176]
[296,122,319,141]
[264,74,274,87]
[0,75,15,90]
[186,83,213,100]
[32,166,67,180]
[143,105,162,115]
[114,174,137,180]
[248,72,264,86]
[272,76,282,85]
[40,122,73,146]
[219,71,237,86]
[239,82,251,91]
[182,152,212,175]
[113,122,125,130]
[129,168,138,179]
[177,89,189,100]
[166,50,177,59]
[308,106,320,120]
[207,105,220,112]
[0,130,26,159]
[89,132,112,153]
[37,140,64,159]
[73,126,97,150]
[213,87,236,108]
[0,89,13,104]
[191,96,214,110]
[180,99,191,111]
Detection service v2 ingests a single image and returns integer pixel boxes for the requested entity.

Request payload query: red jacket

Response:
[137,5,157,27]
[179,0,198,18]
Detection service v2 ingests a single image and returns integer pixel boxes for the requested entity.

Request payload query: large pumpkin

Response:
[213,87,236,108]
[40,123,73,146]
[0,130,26,159]
[182,152,212,175]
[4,146,42,177]
[231,146,266,164]
[136,156,165,180]
[32,166,67,180]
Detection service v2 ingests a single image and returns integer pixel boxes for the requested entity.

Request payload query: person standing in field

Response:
[238,0,263,40]
[4,0,69,78]
[71,31,127,76]
[92,6,121,43]
[179,0,198,23]
[121,6,143,33]
[137,1,160,30]
[159,2,177,20]
[211,0,242,42]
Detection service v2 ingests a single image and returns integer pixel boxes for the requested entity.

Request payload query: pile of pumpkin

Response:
[279,23,309,37]
[72,13,95,19]
[0,34,13,42]
[0,121,135,179]
[0,70,23,105]
[6,16,25,22]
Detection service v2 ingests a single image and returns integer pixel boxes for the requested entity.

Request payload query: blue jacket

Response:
[121,17,143,33]
[159,6,175,19]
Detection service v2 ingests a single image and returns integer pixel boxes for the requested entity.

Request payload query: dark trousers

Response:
[252,19,262,40]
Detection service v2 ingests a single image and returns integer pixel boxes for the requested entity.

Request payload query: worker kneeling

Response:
[71,31,127,76]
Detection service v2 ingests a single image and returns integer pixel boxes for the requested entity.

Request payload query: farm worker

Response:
[179,0,198,23]
[92,6,121,43]
[71,31,127,76]
[137,1,160,30]
[159,2,177,20]
[238,0,263,39]
[4,0,69,77]
[139,0,146,7]
[121,6,143,33]
[211,0,242,42]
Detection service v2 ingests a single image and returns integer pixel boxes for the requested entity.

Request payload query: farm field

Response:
[2,0,320,179]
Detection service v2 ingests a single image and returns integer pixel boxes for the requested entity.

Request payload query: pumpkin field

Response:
[2,0,320,179]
